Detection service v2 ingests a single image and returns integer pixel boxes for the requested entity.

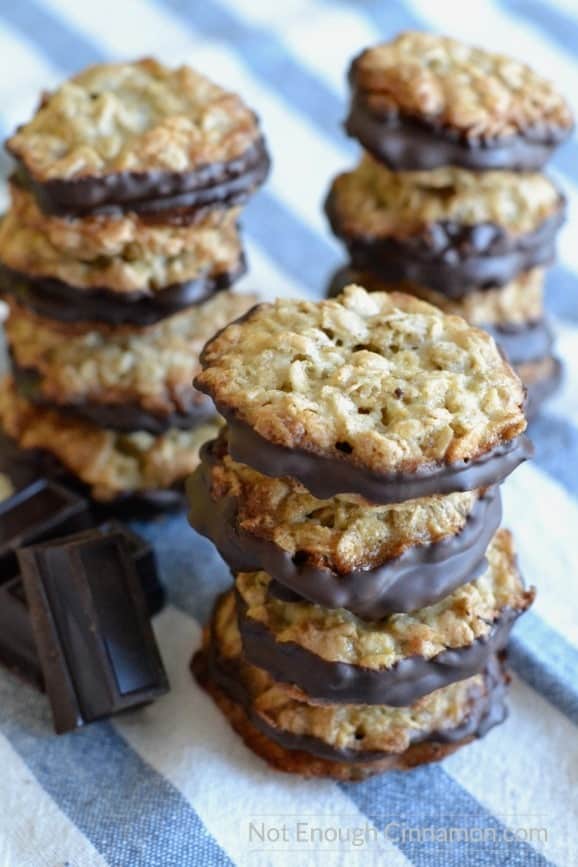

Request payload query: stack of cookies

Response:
[189,286,535,780]
[326,32,573,419]
[0,59,269,504]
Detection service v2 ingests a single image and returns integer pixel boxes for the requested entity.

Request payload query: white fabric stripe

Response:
[0,732,108,867]
[502,462,578,649]
[444,673,578,866]
[547,320,578,426]
[114,606,411,867]
[222,0,377,97]
[242,240,317,300]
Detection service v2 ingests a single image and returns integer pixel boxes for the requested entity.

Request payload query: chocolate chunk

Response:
[18,532,169,733]
[0,479,91,580]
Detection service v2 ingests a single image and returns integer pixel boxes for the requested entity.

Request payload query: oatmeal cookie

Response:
[7,59,270,217]
[346,32,573,171]
[327,265,545,328]
[192,591,508,780]
[187,433,502,618]
[0,377,220,501]
[236,529,534,705]
[196,286,530,502]
[325,157,564,294]
[6,292,256,434]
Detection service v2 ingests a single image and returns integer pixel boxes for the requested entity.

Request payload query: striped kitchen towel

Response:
[0,1,576,865]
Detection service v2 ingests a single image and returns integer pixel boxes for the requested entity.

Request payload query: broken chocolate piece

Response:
[0,479,91,580]
[18,532,169,733]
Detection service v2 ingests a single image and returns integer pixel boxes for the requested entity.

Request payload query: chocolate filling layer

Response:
[325,192,565,295]
[199,632,508,764]
[187,441,502,618]
[0,257,246,327]
[221,416,533,503]
[345,98,570,172]
[525,357,563,421]
[484,320,554,366]
[237,593,526,706]
[12,361,213,435]
[13,137,271,218]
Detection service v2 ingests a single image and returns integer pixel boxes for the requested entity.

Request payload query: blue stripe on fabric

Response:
[341,767,552,866]
[160,0,348,145]
[1,0,106,72]
[510,612,578,727]
[547,266,578,323]
[529,412,578,498]
[0,672,232,867]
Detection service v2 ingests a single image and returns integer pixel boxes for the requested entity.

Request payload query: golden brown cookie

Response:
[325,157,564,294]
[192,591,510,780]
[8,59,270,218]
[346,32,573,171]
[235,529,533,705]
[6,291,256,433]
[187,432,502,618]
[196,286,529,503]
[0,376,220,501]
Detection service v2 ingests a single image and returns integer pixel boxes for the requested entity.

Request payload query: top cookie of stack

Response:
[327,32,573,418]
[0,59,269,504]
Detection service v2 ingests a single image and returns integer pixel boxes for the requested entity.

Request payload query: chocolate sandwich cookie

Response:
[6,59,270,218]
[0,377,220,502]
[325,158,564,296]
[0,204,246,326]
[187,434,502,619]
[193,592,509,780]
[196,286,530,503]
[5,292,256,434]
[345,32,573,172]
[235,530,534,706]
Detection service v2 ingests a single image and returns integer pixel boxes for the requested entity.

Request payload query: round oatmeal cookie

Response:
[0,203,243,295]
[196,286,530,503]
[192,592,508,780]
[346,32,573,171]
[7,59,270,217]
[0,377,220,501]
[235,529,534,706]
[325,157,564,294]
[327,265,545,328]
[187,433,502,619]
[5,292,256,434]
[518,356,562,420]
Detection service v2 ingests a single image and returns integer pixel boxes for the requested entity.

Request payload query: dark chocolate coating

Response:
[221,416,533,503]
[325,190,565,296]
[187,441,502,619]
[0,578,44,689]
[525,357,563,421]
[345,98,571,172]
[14,137,270,218]
[18,532,169,733]
[0,256,246,326]
[237,593,524,706]
[12,361,213,435]
[200,629,508,764]
[483,320,554,366]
